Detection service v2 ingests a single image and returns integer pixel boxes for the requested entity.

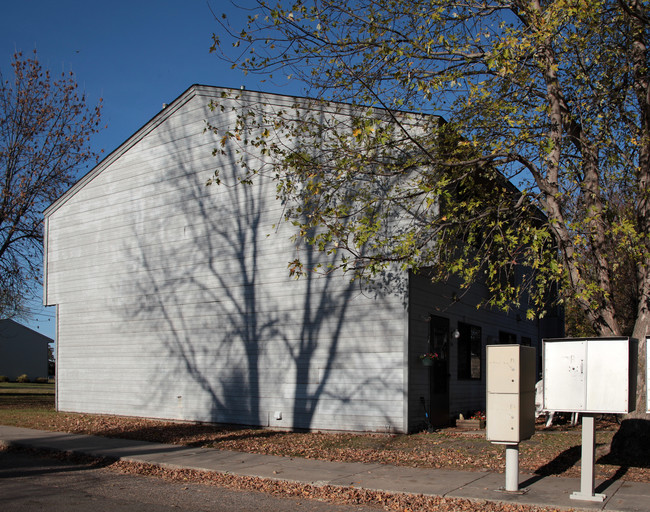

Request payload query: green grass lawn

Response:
[0,382,55,413]
[0,382,55,393]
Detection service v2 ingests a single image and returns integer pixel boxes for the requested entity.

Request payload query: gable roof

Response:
[44,84,202,218]
[43,84,443,219]
[0,319,53,345]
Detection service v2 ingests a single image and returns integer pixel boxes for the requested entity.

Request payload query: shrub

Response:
[0,375,9,382]
[16,374,30,383]
[34,377,49,384]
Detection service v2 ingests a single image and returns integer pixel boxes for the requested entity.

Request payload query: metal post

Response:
[505,444,519,492]
[570,414,605,502]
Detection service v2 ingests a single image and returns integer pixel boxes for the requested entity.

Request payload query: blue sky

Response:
[1,0,303,340]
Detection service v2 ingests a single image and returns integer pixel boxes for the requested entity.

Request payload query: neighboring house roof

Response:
[0,319,53,346]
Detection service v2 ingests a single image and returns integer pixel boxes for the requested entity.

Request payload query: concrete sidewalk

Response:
[1,425,648,512]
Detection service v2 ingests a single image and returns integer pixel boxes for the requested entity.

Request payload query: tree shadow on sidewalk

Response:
[593,418,650,490]
[522,419,650,489]
[598,419,650,469]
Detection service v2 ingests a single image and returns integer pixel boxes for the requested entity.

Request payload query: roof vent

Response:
[240,85,246,90]
[162,103,168,109]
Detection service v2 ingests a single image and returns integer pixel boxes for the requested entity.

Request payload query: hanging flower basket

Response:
[419,352,439,366]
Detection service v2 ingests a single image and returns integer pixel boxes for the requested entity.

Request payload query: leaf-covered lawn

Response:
[1,384,646,484]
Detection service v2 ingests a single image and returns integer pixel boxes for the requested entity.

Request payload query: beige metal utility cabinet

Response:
[486,345,536,443]
[486,344,536,493]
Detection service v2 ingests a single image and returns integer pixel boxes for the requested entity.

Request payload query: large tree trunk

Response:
[630,309,649,419]
[606,310,650,464]
[621,0,650,423]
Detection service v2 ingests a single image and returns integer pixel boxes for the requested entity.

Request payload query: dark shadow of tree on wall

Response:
[116,100,403,431]
[121,123,281,426]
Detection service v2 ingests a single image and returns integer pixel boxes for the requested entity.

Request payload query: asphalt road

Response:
[0,450,376,512]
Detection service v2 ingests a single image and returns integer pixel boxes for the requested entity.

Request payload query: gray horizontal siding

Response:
[47,87,407,432]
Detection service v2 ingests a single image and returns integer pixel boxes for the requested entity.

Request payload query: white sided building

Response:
[43,85,563,432]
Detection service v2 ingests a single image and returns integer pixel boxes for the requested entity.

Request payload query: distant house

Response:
[43,85,563,432]
[0,319,51,381]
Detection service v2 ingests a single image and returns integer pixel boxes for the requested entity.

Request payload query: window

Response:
[499,331,517,344]
[457,322,482,380]
[430,315,449,361]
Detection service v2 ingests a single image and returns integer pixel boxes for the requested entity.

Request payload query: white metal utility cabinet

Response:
[543,337,630,414]
[542,337,632,502]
